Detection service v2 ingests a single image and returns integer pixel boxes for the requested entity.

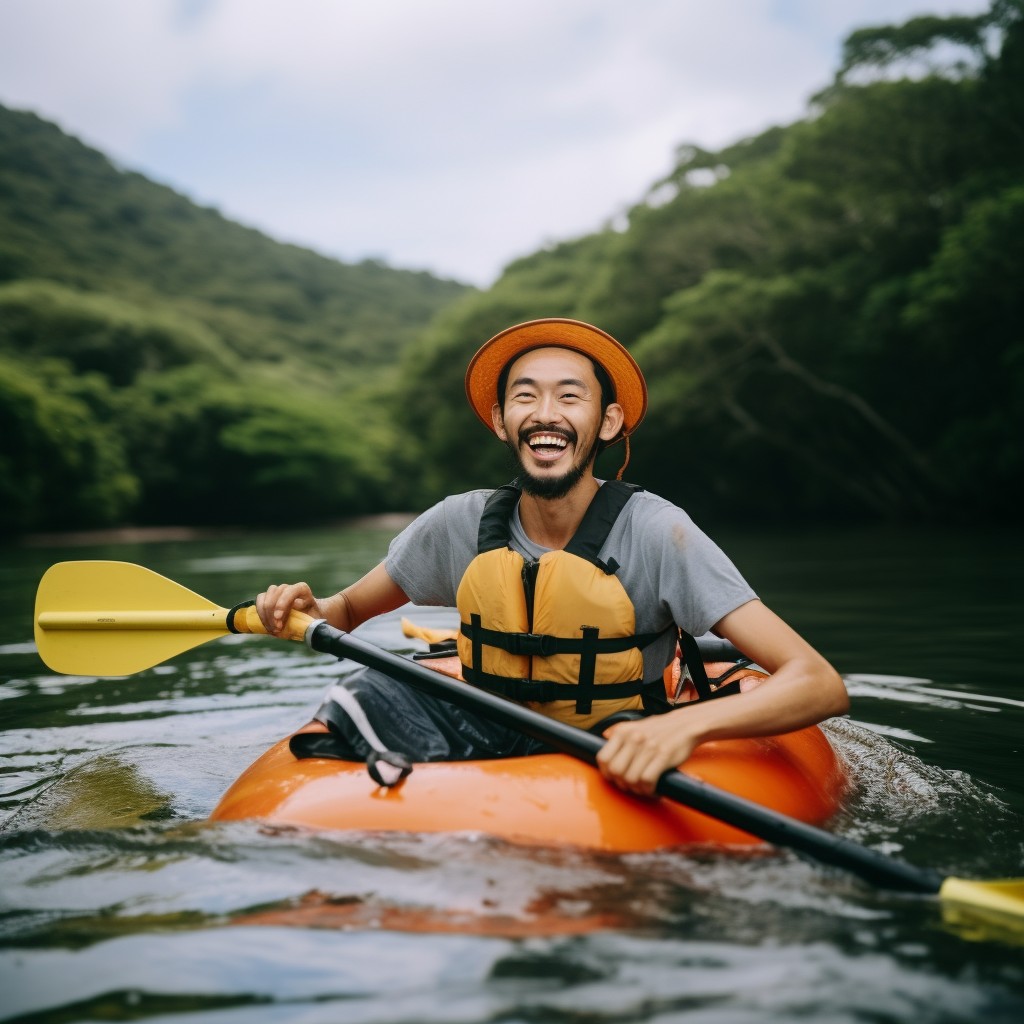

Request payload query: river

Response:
[1,520,1022,1022]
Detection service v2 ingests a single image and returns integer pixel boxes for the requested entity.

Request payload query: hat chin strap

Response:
[615,433,632,480]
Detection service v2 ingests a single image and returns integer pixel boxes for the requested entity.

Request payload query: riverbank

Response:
[16,513,419,548]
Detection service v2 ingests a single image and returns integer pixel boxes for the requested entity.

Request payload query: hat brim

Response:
[464,318,647,440]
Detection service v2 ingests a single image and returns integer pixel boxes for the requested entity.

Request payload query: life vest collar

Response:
[478,477,642,563]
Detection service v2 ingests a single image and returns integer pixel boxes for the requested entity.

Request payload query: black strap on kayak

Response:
[413,644,459,660]
[367,749,414,788]
[678,629,747,702]
[289,730,354,760]
[288,731,413,788]
[290,684,413,788]
[678,629,713,700]
[708,661,755,690]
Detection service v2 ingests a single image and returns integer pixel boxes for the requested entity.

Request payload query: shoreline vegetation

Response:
[18,513,419,549]
[3,1,1022,536]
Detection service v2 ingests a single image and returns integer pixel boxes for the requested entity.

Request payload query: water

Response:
[1,522,1023,1022]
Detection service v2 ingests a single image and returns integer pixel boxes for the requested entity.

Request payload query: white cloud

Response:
[0,0,198,152]
[0,0,995,284]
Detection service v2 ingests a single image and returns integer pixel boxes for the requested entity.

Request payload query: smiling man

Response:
[256,318,849,794]
[495,345,617,502]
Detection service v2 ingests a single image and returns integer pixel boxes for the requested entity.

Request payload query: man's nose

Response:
[531,391,561,422]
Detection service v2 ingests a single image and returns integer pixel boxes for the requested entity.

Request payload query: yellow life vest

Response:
[456,481,671,730]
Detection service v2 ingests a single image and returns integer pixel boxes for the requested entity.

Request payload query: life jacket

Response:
[455,480,672,730]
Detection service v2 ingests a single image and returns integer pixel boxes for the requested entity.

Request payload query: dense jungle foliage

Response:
[0,106,468,534]
[398,0,1024,525]
[2,0,1021,536]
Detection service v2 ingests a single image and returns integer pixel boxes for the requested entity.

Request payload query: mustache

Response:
[517,424,576,446]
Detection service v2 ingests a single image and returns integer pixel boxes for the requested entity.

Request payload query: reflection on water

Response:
[1,523,1023,1022]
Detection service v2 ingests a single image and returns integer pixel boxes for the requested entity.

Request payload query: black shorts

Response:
[301,666,549,763]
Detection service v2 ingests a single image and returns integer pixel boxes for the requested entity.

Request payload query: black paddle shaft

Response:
[308,622,944,896]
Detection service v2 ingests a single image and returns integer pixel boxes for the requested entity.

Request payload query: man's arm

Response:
[596,598,849,795]
[255,561,410,636]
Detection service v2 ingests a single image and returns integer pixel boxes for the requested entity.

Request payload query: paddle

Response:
[34,559,1024,922]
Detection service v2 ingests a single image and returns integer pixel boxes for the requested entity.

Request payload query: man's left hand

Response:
[596,711,699,796]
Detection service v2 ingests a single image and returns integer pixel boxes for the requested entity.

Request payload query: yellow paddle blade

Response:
[35,560,316,677]
[940,878,1024,944]
[400,617,458,644]
[35,560,230,677]
[940,876,1024,918]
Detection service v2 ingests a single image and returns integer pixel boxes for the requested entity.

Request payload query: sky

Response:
[0,0,992,286]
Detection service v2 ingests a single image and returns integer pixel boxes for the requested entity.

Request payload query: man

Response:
[256,318,849,795]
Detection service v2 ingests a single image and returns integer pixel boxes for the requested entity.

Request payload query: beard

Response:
[505,424,602,500]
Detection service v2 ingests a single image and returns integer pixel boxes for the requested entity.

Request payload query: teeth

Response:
[529,434,568,448]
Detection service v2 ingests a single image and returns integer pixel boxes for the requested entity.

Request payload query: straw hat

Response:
[464,318,647,442]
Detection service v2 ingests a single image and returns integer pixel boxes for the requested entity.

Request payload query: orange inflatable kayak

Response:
[210,653,847,851]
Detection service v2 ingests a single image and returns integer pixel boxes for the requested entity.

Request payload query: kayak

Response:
[211,722,843,850]
[209,653,848,851]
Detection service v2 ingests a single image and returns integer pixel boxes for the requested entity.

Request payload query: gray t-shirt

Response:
[385,486,757,683]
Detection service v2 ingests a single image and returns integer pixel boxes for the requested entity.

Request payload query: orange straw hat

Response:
[464,318,648,443]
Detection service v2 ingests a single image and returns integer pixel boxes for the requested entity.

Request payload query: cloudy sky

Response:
[0,0,990,285]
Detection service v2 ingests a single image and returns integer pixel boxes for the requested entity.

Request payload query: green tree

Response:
[0,280,231,386]
[392,0,1023,524]
[0,358,137,534]
[117,368,396,525]
[900,186,1024,504]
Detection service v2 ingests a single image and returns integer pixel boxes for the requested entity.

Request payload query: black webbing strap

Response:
[677,629,745,702]
[477,484,522,553]
[289,730,353,761]
[460,620,668,657]
[470,613,484,678]
[563,480,641,563]
[476,478,642,561]
[459,665,648,703]
[289,731,412,787]
[575,626,599,714]
[678,628,714,701]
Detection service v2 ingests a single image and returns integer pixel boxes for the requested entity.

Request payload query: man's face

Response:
[491,347,623,500]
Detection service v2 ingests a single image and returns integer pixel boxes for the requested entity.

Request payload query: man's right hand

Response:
[254,563,410,640]
[255,582,325,636]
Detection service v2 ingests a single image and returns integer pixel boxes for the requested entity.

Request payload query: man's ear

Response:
[599,402,625,442]
[491,402,508,441]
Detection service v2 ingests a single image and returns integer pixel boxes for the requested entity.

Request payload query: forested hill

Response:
[0,105,469,535]
[4,2,1022,537]
[0,105,468,375]
[393,0,1024,525]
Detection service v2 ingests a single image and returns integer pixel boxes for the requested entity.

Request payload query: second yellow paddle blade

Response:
[34,560,229,677]
[940,876,1024,936]
[400,617,458,644]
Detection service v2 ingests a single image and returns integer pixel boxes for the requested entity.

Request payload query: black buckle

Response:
[508,632,558,657]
